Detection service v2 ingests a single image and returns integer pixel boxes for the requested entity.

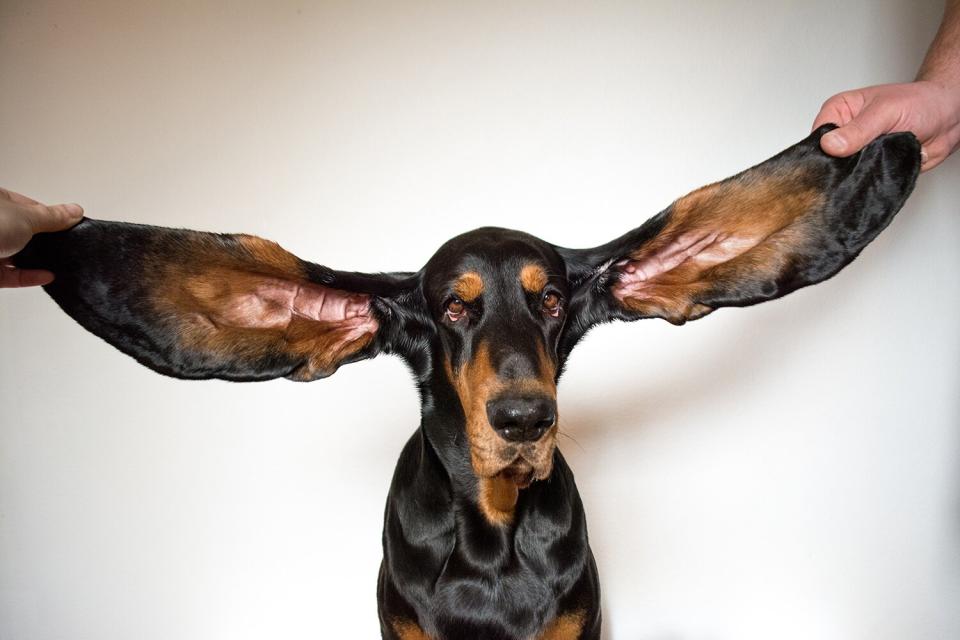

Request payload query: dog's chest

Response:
[414,490,591,638]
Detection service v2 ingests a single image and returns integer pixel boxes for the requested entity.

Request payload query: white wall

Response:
[1,1,958,639]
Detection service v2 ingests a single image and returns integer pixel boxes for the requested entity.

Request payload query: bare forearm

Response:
[917,0,960,89]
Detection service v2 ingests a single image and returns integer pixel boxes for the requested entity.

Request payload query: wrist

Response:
[914,77,960,110]
[916,58,960,95]
[916,73,960,90]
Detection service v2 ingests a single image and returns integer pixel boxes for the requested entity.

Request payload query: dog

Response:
[15,125,920,639]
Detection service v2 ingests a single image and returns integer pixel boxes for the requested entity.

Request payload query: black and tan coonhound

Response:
[15,125,920,639]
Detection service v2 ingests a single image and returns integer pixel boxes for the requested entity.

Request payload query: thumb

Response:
[0,259,55,288]
[25,202,84,233]
[820,103,898,157]
[0,266,55,288]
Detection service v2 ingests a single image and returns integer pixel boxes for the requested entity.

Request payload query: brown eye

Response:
[446,298,466,321]
[542,292,561,317]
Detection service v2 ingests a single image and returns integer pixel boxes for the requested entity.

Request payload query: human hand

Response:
[0,187,83,288]
[812,81,960,172]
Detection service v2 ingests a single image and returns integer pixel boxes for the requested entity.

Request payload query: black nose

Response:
[486,395,556,443]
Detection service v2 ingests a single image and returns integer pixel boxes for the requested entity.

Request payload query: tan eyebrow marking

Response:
[453,271,484,302]
[520,263,548,294]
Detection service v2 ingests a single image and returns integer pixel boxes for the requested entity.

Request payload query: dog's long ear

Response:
[557,125,921,357]
[14,219,418,381]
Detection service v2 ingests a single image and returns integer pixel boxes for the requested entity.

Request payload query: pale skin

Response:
[813,0,960,171]
[0,188,83,288]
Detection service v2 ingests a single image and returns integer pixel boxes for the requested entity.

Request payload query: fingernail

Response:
[823,131,847,152]
[64,203,84,217]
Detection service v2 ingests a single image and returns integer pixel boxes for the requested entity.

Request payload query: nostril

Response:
[534,416,555,432]
[499,419,521,441]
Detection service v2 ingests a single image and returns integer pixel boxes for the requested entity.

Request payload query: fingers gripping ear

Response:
[15,219,388,381]
[609,125,920,324]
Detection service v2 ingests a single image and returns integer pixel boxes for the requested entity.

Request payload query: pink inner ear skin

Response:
[217,277,378,335]
[614,230,762,295]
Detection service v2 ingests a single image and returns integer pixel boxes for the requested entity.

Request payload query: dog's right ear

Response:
[14,219,419,381]
[555,126,920,360]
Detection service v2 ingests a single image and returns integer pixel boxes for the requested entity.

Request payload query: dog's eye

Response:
[445,298,467,322]
[542,292,562,317]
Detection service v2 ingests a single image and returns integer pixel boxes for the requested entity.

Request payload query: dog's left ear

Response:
[14,219,418,382]
[558,125,921,356]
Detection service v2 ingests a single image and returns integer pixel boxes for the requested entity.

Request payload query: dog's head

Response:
[422,228,566,496]
[16,126,920,525]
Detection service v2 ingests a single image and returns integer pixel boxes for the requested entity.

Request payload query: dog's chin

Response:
[499,461,536,489]
[493,450,554,490]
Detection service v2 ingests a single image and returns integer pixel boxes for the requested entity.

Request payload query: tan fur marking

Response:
[537,610,586,640]
[392,618,432,640]
[453,271,485,302]
[617,168,824,323]
[445,343,558,527]
[479,474,520,526]
[237,234,303,274]
[150,233,376,380]
[535,340,557,390]
[520,263,548,294]
[445,344,504,480]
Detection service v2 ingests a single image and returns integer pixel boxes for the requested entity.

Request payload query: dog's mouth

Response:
[492,440,556,489]
[498,460,536,489]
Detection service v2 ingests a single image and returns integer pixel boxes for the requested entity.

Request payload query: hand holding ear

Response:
[0,187,83,288]
[812,81,960,172]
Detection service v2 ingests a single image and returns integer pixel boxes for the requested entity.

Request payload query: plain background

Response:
[1,1,958,639]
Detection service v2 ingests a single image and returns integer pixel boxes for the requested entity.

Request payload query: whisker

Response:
[556,420,585,453]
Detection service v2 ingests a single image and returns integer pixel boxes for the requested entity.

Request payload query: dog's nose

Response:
[486,395,556,443]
